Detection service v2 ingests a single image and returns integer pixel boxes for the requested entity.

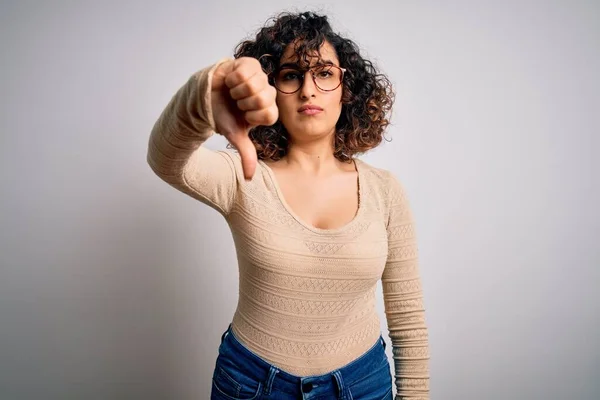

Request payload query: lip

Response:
[297,104,324,112]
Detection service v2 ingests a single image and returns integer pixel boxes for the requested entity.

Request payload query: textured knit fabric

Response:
[147,58,430,399]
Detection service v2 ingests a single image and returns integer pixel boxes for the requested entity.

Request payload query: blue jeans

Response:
[211,323,393,400]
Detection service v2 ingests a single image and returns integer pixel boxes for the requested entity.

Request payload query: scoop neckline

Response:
[257,157,364,234]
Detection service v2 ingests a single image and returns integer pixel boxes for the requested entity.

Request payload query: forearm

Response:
[388,303,430,399]
[147,57,231,185]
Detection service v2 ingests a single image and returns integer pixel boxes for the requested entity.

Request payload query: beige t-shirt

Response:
[147,58,430,399]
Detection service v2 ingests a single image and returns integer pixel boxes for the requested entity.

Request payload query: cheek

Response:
[329,92,344,114]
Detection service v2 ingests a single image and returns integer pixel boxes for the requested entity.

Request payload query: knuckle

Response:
[267,85,277,100]
[242,80,254,96]
[249,77,262,94]
[232,68,247,82]
[228,86,242,100]
[256,93,269,109]
[236,97,250,111]
[251,57,261,68]
[236,85,250,100]
[245,111,259,125]
[264,71,272,84]
[260,109,274,125]
[269,106,279,122]
[245,56,261,70]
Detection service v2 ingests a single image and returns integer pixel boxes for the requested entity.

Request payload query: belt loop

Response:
[381,335,387,350]
[333,370,347,400]
[220,323,232,343]
[263,366,279,395]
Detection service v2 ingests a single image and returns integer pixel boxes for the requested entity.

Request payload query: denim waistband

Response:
[218,323,387,398]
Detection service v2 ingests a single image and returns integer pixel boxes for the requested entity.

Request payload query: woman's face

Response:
[275,40,343,141]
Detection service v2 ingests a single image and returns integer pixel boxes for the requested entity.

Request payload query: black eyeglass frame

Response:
[258,53,347,94]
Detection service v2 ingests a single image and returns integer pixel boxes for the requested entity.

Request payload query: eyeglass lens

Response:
[274,65,343,93]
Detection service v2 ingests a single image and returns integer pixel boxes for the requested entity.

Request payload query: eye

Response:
[281,70,301,81]
[316,70,333,78]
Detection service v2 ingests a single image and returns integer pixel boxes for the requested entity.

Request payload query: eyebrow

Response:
[279,59,337,69]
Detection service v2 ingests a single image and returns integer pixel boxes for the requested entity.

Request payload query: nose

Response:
[299,71,317,99]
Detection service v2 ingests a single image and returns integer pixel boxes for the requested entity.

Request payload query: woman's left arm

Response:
[381,171,430,400]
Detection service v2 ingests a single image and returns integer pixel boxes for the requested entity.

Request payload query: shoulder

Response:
[215,149,272,188]
[356,158,404,195]
[357,159,411,226]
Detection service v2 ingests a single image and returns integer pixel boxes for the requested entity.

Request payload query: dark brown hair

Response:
[230,10,395,162]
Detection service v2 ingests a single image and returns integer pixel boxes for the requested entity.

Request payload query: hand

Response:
[211,57,278,180]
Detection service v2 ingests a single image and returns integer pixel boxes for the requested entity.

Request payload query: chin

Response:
[294,127,335,138]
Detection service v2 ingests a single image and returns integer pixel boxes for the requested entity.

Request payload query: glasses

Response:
[258,54,346,94]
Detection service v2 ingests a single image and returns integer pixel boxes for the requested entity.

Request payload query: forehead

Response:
[280,40,339,66]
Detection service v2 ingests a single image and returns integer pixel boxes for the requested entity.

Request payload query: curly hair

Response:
[229,10,395,163]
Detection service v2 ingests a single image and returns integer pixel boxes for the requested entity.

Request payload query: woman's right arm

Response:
[146,57,238,217]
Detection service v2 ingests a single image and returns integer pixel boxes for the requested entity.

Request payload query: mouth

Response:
[298,104,324,115]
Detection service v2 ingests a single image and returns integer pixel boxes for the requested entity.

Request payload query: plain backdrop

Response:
[1,0,598,399]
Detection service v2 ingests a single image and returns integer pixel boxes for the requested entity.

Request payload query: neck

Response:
[282,130,345,176]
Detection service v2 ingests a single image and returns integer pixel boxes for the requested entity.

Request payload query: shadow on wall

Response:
[4,179,238,399]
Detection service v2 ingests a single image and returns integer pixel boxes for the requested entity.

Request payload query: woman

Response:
[147,10,429,400]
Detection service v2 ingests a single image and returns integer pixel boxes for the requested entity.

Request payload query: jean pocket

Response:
[212,364,262,400]
[347,362,393,400]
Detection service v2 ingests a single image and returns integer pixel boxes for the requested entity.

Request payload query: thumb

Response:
[232,133,258,181]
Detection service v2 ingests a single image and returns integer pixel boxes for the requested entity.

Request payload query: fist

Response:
[211,57,278,180]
